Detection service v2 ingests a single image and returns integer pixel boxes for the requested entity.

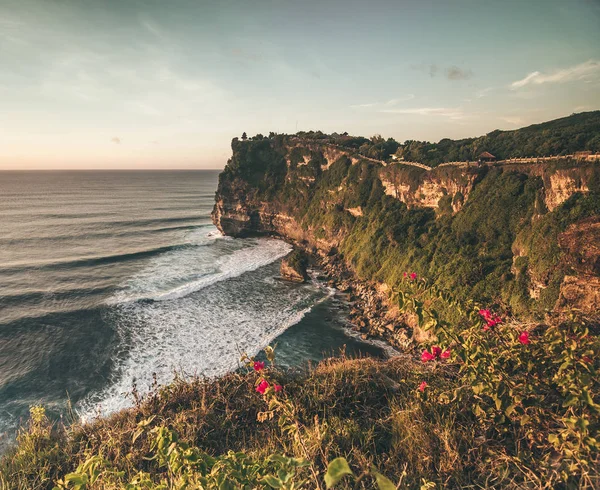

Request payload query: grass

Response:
[2,343,597,489]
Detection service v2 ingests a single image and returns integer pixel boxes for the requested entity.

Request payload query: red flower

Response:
[253,361,265,372]
[418,381,428,392]
[421,350,435,362]
[274,384,283,392]
[256,379,269,394]
[479,309,502,329]
[582,356,593,364]
[403,272,407,278]
[479,309,492,320]
[422,346,450,362]
[518,331,530,345]
[410,272,417,280]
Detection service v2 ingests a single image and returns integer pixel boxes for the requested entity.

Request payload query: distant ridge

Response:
[286,111,600,167]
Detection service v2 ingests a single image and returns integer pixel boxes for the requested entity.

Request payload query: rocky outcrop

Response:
[556,275,600,316]
[280,250,308,282]
[380,165,479,213]
[554,217,600,317]
[545,170,591,212]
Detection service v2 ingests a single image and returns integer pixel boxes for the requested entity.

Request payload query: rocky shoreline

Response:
[307,248,413,351]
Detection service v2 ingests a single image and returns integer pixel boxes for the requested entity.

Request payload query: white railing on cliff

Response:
[284,137,600,170]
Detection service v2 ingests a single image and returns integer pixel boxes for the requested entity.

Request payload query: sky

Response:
[0,0,599,169]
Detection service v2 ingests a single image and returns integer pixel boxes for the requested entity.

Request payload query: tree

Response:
[241,132,248,140]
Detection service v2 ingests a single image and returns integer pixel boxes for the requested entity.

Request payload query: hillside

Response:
[397,111,600,166]
[292,111,600,166]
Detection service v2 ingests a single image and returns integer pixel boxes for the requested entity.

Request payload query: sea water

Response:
[0,170,385,444]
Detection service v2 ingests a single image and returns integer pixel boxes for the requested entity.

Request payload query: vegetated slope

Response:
[397,111,600,166]
[292,111,600,166]
[2,338,599,489]
[213,134,600,324]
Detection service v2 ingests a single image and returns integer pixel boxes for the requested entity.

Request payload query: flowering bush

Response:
[394,272,600,484]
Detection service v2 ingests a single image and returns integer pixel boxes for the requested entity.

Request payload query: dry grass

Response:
[0,354,597,489]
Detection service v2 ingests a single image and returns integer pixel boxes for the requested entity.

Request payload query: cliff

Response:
[213,135,600,323]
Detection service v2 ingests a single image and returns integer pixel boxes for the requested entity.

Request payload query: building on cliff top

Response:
[478,151,496,165]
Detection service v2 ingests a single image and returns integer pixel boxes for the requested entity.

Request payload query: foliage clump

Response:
[2,314,598,489]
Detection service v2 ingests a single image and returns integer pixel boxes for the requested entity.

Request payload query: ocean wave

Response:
[110,236,291,303]
[78,242,325,420]
[0,223,206,245]
[0,245,190,273]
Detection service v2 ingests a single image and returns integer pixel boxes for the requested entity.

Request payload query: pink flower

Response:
[418,381,427,392]
[422,346,451,362]
[421,350,435,362]
[479,309,492,320]
[403,272,407,278]
[273,384,283,392]
[256,379,269,394]
[479,309,502,330]
[410,272,417,280]
[518,331,530,345]
[253,361,265,372]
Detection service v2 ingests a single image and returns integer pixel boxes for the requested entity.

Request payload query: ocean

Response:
[0,170,385,443]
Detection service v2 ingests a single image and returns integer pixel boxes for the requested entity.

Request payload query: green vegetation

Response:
[395,111,600,166]
[2,306,598,489]
[287,111,600,166]
[219,131,600,317]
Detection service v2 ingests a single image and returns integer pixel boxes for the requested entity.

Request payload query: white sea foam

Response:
[79,231,317,420]
[109,228,291,303]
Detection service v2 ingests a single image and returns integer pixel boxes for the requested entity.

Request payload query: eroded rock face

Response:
[280,250,308,282]
[558,217,600,276]
[556,275,600,317]
[545,171,590,212]
[380,167,478,213]
[554,217,600,316]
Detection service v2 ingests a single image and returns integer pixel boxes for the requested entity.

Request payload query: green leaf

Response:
[324,458,354,488]
[373,470,397,490]
[65,473,88,485]
[504,404,516,417]
[263,475,283,488]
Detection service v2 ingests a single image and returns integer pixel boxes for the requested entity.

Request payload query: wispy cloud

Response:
[111,136,121,144]
[379,107,466,120]
[500,116,524,126]
[511,60,600,89]
[573,105,590,113]
[350,95,414,109]
[475,87,495,98]
[410,64,438,77]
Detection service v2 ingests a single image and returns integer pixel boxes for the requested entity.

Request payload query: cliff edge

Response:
[213,134,600,323]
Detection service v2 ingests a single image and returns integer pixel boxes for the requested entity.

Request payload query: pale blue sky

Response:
[0,0,599,169]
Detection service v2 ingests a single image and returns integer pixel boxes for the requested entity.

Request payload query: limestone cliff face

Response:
[213,136,600,318]
[544,169,592,211]
[379,165,479,213]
